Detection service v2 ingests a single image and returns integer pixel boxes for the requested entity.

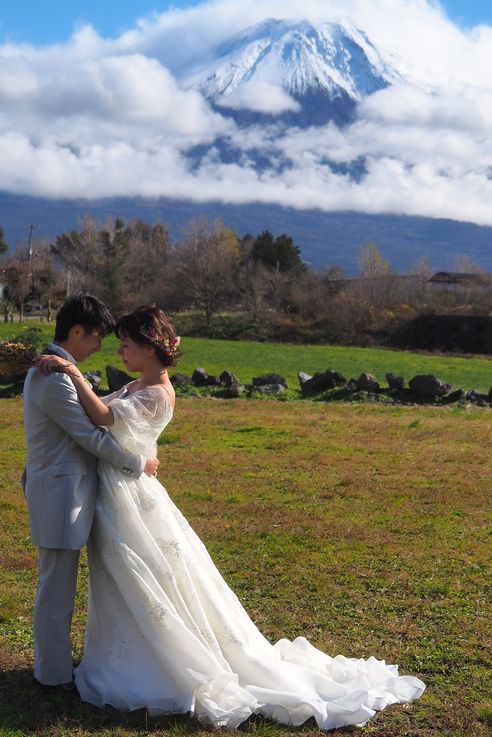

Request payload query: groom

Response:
[22,294,159,689]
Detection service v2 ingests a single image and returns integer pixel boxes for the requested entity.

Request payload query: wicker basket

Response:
[0,341,36,382]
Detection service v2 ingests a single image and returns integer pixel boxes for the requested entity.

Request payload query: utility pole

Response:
[27,224,40,290]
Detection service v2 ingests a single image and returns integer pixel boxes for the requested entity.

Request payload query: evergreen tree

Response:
[0,226,9,256]
[252,230,305,274]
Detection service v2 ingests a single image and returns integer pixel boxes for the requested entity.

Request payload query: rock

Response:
[106,365,134,392]
[192,368,220,386]
[298,371,313,386]
[299,369,346,396]
[227,380,245,398]
[192,367,210,386]
[254,383,286,395]
[219,370,239,388]
[219,371,244,396]
[170,373,193,386]
[409,374,452,398]
[356,372,380,392]
[253,373,288,388]
[466,389,489,406]
[386,372,405,391]
[83,370,101,391]
[441,388,466,404]
[82,370,100,391]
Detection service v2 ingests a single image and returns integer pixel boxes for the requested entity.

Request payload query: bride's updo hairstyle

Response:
[115,306,181,367]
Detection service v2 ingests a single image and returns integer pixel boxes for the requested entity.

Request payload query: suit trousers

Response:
[33,547,80,685]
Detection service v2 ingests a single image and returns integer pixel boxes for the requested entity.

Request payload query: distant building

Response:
[429,272,492,291]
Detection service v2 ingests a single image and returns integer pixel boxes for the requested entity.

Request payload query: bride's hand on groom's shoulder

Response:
[34,354,81,379]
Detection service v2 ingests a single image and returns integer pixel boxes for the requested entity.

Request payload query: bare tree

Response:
[51,217,101,296]
[237,236,273,323]
[176,218,240,327]
[451,254,485,274]
[2,247,31,322]
[123,221,172,310]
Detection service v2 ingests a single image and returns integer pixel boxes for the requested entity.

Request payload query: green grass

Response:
[1,321,492,394]
[1,396,491,737]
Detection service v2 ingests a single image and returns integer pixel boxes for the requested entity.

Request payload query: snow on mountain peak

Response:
[179,18,399,114]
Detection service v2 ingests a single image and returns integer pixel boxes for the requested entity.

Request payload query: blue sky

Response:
[0,0,491,44]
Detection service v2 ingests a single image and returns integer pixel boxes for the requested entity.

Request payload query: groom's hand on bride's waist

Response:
[144,457,160,477]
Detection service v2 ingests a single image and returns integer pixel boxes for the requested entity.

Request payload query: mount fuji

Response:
[178,18,400,127]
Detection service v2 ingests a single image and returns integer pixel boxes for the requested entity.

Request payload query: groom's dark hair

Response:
[54,294,115,342]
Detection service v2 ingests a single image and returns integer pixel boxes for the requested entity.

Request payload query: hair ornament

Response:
[140,325,180,356]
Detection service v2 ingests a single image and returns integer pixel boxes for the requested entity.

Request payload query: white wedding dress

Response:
[74,383,425,730]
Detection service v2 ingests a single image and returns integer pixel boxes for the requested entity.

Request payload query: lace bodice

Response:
[102,383,173,455]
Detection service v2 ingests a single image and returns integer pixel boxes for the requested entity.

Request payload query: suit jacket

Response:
[23,355,144,550]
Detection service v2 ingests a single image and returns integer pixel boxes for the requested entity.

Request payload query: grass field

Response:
[0,394,491,737]
[1,321,492,395]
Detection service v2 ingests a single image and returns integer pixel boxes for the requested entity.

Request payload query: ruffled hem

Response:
[193,673,258,729]
[75,638,425,731]
[191,638,425,730]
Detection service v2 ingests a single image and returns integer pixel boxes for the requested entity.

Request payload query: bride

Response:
[36,306,425,730]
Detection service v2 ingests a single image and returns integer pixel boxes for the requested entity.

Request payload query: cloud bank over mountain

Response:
[1,0,492,226]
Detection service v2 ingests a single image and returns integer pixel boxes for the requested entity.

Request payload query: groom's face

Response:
[71,325,104,361]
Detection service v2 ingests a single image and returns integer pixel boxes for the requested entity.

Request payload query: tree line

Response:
[1,217,490,346]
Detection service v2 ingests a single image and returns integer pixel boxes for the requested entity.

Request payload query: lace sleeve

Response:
[99,384,133,406]
[109,385,171,425]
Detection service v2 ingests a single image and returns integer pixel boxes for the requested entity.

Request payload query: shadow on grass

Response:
[0,668,329,736]
[0,667,204,734]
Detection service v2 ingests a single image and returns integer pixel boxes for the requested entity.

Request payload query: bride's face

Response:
[118,334,150,372]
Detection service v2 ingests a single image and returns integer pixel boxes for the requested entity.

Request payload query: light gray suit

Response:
[23,352,144,685]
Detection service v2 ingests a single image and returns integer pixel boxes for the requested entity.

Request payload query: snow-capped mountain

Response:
[179,18,400,126]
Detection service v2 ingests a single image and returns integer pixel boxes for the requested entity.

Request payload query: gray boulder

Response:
[441,388,466,404]
[192,367,210,386]
[219,371,244,397]
[219,370,239,388]
[227,380,245,398]
[192,368,220,387]
[466,389,489,406]
[386,372,405,391]
[106,365,134,392]
[356,373,380,392]
[299,369,346,396]
[409,374,451,398]
[170,373,193,387]
[253,373,288,388]
[254,383,286,396]
[83,370,101,391]
[298,371,312,386]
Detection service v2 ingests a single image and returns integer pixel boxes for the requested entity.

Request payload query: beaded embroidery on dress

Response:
[74,384,425,730]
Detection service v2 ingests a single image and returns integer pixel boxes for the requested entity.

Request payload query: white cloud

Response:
[0,0,492,229]
[216,81,301,114]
